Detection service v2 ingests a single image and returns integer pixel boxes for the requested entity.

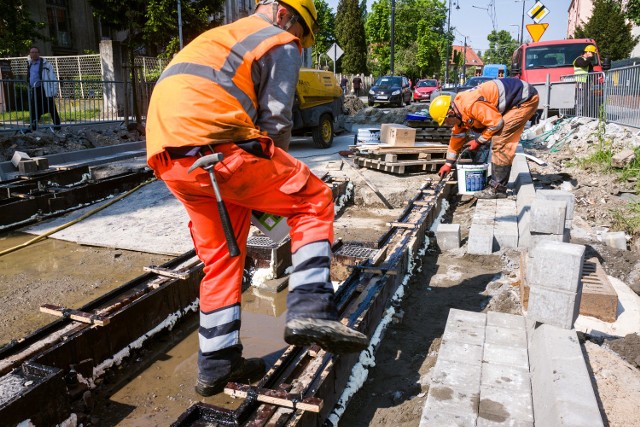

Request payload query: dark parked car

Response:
[413,78,440,102]
[368,76,412,107]
[430,76,495,100]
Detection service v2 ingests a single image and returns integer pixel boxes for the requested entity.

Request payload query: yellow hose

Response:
[0,178,156,258]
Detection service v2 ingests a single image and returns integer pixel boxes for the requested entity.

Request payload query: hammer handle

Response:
[215,200,240,257]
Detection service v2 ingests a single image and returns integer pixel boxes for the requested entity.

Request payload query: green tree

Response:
[312,0,337,69]
[365,0,447,77]
[0,1,46,57]
[335,0,368,74]
[573,0,639,60]
[483,30,519,68]
[626,0,640,25]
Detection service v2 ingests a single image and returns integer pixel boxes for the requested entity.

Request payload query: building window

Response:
[47,0,71,48]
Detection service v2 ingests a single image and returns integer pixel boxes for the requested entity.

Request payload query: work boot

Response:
[195,357,266,397]
[473,185,507,199]
[284,318,369,354]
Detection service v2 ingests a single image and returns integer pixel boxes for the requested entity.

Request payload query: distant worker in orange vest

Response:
[146,0,368,398]
[429,78,539,199]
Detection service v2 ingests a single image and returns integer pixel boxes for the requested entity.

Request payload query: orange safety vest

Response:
[146,15,301,164]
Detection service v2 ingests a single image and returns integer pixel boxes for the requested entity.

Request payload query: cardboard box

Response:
[380,124,416,146]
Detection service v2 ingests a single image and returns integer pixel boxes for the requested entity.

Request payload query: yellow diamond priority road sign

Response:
[526,23,549,42]
[528,1,550,24]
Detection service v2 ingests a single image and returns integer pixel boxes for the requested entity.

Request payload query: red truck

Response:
[510,38,607,84]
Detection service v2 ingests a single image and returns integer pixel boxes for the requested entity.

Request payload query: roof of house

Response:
[451,45,484,67]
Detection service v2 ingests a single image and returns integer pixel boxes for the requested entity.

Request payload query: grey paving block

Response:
[431,358,482,390]
[477,198,497,212]
[536,189,575,220]
[526,285,581,329]
[494,221,518,250]
[443,322,486,346]
[486,312,526,330]
[419,410,477,427]
[476,416,534,426]
[516,184,535,214]
[528,241,585,292]
[424,386,480,418]
[529,231,566,248]
[468,224,495,255]
[485,326,527,349]
[529,325,604,427]
[439,340,484,365]
[482,343,529,370]
[517,206,531,249]
[437,223,462,250]
[447,308,487,327]
[481,363,531,394]
[479,385,533,423]
[530,199,567,235]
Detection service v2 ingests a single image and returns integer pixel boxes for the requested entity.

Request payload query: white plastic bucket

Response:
[356,128,381,144]
[456,163,489,195]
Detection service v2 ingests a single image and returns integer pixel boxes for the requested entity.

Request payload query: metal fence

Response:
[0,79,155,132]
[559,66,640,128]
[5,55,169,82]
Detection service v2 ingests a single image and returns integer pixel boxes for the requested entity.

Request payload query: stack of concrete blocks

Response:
[468,199,495,255]
[467,198,518,255]
[420,309,533,426]
[526,240,585,329]
[435,223,461,250]
[511,146,536,249]
[529,190,573,248]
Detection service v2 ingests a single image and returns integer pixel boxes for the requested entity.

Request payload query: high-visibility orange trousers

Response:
[490,94,540,166]
[152,138,335,380]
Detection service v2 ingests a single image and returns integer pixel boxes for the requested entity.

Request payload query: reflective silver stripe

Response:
[521,82,530,101]
[487,119,504,132]
[199,330,239,353]
[452,132,466,138]
[493,79,506,113]
[446,151,458,160]
[292,240,331,265]
[156,25,287,123]
[289,267,330,291]
[200,304,240,329]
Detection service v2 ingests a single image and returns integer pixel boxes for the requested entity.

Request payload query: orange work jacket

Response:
[445,79,535,162]
[146,15,301,166]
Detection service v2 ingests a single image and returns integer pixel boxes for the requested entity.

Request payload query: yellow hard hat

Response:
[429,95,452,126]
[584,44,597,53]
[258,0,319,48]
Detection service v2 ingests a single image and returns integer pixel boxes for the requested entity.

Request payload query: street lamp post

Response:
[390,0,396,74]
[444,0,452,84]
[178,0,184,50]
[516,0,526,45]
[510,24,521,43]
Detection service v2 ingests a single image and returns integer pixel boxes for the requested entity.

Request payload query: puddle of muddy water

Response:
[97,287,289,425]
[0,232,173,346]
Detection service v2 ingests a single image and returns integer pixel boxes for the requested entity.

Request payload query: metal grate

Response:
[247,235,278,248]
[334,244,378,259]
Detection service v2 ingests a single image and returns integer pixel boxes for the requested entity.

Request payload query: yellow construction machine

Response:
[292,68,344,148]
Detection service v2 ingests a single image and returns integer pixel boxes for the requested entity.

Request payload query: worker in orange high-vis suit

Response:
[429,78,539,199]
[146,0,368,398]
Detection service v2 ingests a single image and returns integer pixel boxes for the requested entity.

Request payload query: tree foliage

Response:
[312,0,337,69]
[483,30,519,68]
[89,0,224,57]
[626,0,640,25]
[335,0,368,74]
[573,0,639,60]
[0,1,46,57]
[365,0,447,78]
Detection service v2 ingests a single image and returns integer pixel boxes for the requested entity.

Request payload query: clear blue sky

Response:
[324,0,570,51]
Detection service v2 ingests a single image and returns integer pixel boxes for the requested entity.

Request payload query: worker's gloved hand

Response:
[438,163,452,178]
[463,138,483,151]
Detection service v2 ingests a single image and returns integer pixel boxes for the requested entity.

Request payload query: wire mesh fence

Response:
[0,79,154,132]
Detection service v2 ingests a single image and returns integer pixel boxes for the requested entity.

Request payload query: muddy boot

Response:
[195,357,266,397]
[284,318,369,354]
[474,163,510,199]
